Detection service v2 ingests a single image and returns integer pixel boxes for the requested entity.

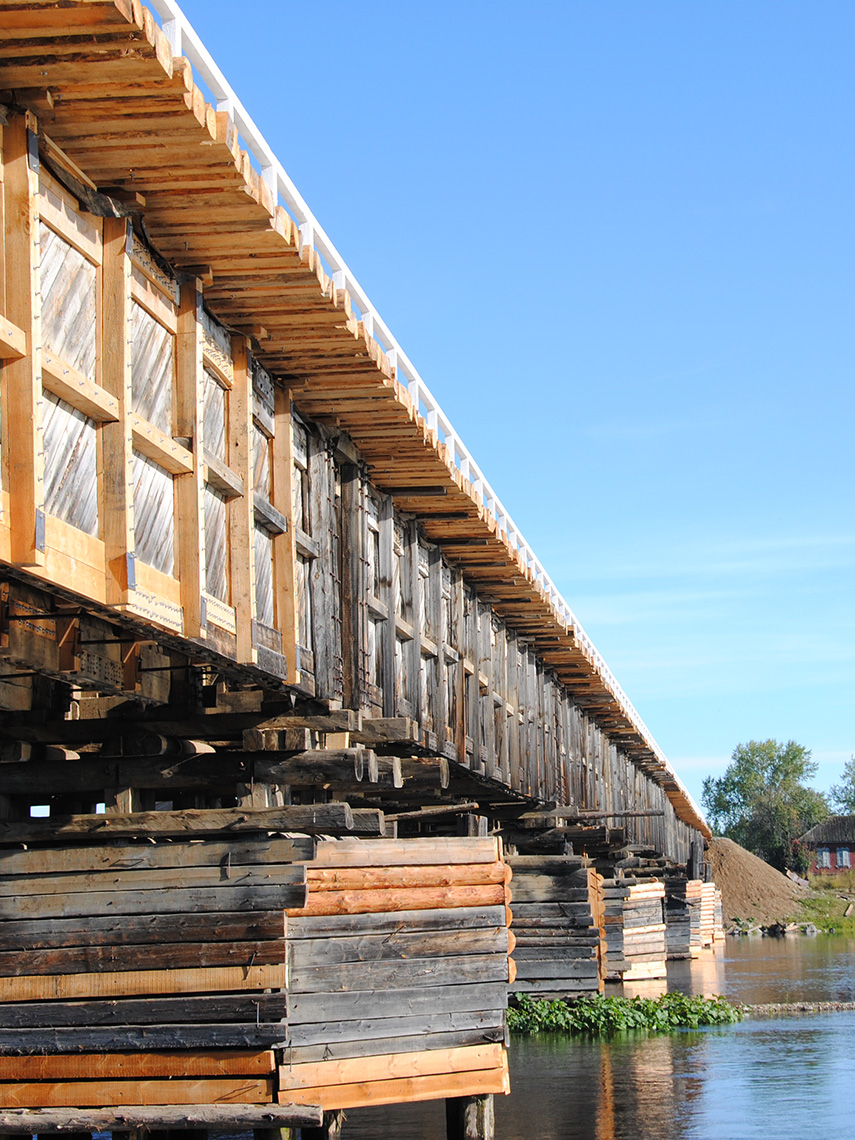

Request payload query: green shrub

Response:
[507,992,742,1035]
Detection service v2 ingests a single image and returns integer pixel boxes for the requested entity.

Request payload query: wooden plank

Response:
[278,1061,509,1110]
[0,1051,274,1080]
[228,335,254,662]
[0,881,305,921]
[0,863,305,897]
[286,904,509,939]
[0,314,26,361]
[286,1009,506,1051]
[0,803,359,841]
[0,1104,323,1132]
[284,1025,505,1065]
[279,1044,504,1091]
[288,926,509,968]
[0,991,288,1029]
[0,938,286,977]
[0,835,314,877]
[287,981,508,1025]
[174,275,204,636]
[311,836,500,867]
[290,953,511,995]
[0,910,285,952]
[304,861,509,892]
[4,111,43,565]
[0,1027,291,1055]
[271,384,299,682]
[0,964,285,1003]
[100,214,136,606]
[287,883,508,918]
[0,1078,273,1108]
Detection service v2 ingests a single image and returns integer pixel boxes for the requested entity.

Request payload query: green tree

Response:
[701,740,830,872]
[829,756,855,814]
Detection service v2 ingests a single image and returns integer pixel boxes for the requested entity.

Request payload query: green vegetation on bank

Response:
[507,992,742,1035]
[797,881,855,935]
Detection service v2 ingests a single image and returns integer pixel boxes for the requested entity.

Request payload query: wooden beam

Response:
[175,276,204,637]
[0,1105,323,1133]
[4,112,43,566]
[0,802,371,842]
[230,334,254,661]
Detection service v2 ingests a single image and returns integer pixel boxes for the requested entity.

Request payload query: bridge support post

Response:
[446,1094,495,1140]
[301,1110,343,1140]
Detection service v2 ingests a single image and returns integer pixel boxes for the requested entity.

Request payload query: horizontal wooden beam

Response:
[0,1103,323,1131]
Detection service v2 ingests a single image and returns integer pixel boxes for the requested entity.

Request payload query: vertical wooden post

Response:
[272,386,298,681]
[301,1110,343,1140]
[175,278,204,637]
[4,111,44,566]
[340,462,364,710]
[229,335,253,662]
[379,494,396,716]
[446,1094,495,1140]
[101,216,135,604]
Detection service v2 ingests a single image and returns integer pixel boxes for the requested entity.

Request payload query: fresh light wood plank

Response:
[287,883,508,918]
[0,963,285,1003]
[304,861,509,892]
[0,1051,274,1080]
[278,1060,509,1110]
[0,1078,273,1108]
[312,836,500,867]
[278,1043,504,1090]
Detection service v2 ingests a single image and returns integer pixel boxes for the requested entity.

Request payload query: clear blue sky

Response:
[173,0,854,810]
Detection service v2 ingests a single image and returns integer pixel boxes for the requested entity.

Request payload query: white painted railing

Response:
[142,0,698,808]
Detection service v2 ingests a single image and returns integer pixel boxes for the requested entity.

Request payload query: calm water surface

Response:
[344,935,855,1140]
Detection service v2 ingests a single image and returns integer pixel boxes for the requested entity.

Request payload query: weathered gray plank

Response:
[0,803,365,841]
[287,981,508,1024]
[0,992,288,1029]
[0,1105,323,1132]
[0,910,285,952]
[285,1007,506,1049]
[0,882,306,921]
[0,863,304,898]
[286,904,508,939]
[288,926,509,968]
[0,836,314,877]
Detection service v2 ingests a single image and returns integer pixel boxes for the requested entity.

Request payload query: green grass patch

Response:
[507,992,742,1035]
[797,890,855,935]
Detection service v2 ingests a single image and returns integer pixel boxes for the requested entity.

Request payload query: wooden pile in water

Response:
[506,855,605,998]
[282,836,513,1109]
[664,877,697,959]
[603,878,667,981]
[664,878,724,957]
[0,834,312,1110]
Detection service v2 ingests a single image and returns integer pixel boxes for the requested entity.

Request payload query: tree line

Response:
[702,741,855,874]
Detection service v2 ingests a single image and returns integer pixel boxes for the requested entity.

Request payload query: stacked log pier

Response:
[0,826,514,1127]
[506,855,605,998]
[603,878,667,981]
[0,832,313,1121]
[283,836,513,1110]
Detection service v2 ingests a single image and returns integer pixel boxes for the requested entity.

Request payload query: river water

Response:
[344,934,855,1140]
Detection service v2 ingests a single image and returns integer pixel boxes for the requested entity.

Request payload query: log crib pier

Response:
[0,2,716,1135]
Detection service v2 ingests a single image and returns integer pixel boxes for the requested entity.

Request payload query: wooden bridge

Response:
[0,1,717,1136]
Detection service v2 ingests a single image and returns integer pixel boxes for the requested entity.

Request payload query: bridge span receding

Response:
[0,1,718,1134]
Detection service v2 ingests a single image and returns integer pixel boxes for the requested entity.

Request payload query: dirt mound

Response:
[708,837,811,926]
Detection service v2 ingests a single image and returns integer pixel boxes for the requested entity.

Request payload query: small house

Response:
[799,817,855,875]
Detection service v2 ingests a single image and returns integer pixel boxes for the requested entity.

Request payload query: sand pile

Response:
[708,837,811,926]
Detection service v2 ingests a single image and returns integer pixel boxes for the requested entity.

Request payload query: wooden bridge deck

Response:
[0,1,715,1132]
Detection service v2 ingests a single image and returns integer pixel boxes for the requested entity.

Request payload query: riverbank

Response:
[708,837,855,934]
